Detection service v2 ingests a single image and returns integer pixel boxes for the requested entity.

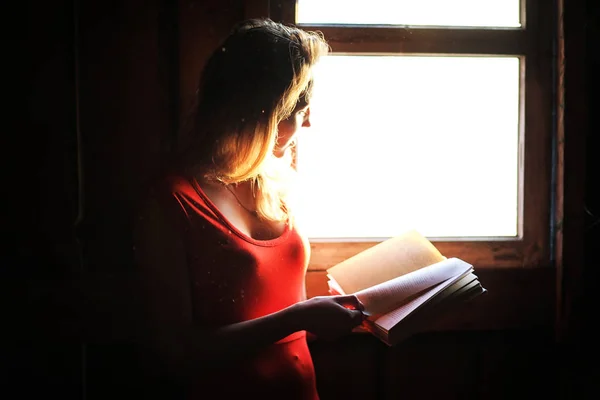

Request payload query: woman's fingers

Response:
[334,294,365,311]
[351,309,365,325]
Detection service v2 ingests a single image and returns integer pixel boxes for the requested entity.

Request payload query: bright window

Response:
[296,0,521,27]
[257,0,553,268]
[295,55,521,239]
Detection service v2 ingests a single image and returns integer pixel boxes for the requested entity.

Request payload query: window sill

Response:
[307,238,549,270]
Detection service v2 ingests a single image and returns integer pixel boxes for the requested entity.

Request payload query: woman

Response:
[134,18,364,399]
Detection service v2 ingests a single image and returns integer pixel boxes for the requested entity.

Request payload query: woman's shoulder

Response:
[133,173,194,222]
[142,172,199,205]
[146,173,194,200]
[142,172,223,228]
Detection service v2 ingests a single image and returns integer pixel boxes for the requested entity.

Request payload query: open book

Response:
[326,230,487,346]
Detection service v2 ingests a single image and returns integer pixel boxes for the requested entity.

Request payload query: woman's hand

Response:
[293,295,365,341]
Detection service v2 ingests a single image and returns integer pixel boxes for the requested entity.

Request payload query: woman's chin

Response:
[273,147,295,162]
[273,147,285,158]
[273,141,295,158]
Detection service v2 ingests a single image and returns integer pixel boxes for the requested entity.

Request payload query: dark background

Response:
[5,0,599,398]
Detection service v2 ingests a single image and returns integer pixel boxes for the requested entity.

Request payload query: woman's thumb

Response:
[335,294,365,311]
[351,309,365,325]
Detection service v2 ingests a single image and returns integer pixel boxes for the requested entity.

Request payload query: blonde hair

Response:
[179,19,329,222]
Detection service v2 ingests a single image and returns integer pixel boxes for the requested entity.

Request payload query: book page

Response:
[373,266,473,331]
[373,281,448,331]
[444,279,480,300]
[354,258,473,316]
[423,273,478,309]
[327,278,345,295]
[326,230,446,294]
[386,277,487,344]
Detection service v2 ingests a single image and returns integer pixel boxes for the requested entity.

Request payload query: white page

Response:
[326,230,446,294]
[373,268,473,331]
[327,276,345,295]
[374,281,446,332]
[355,258,473,316]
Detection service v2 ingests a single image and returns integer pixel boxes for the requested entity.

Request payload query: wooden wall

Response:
[8,0,598,398]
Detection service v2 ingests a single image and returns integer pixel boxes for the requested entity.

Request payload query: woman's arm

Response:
[187,294,363,364]
[133,194,362,381]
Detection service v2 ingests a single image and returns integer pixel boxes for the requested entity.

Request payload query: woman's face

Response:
[273,103,311,158]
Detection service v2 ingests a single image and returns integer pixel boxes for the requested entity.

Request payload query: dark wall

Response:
[8,1,81,398]
[582,0,600,343]
[565,0,600,397]
[8,0,598,399]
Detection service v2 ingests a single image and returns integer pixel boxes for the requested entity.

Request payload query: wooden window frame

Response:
[246,0,555,274]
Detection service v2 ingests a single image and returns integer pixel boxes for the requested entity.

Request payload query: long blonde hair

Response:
[179,19,329,222]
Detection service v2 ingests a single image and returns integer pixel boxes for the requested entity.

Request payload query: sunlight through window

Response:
[297,0,521,27]
[294,55,521,239]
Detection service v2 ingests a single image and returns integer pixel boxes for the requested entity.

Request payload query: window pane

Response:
[294,55,521,238]
[297,0,521,28]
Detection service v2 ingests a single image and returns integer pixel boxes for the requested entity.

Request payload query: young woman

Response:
[134,18,364,399]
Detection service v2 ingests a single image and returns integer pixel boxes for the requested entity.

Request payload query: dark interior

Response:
[7,0,599,398]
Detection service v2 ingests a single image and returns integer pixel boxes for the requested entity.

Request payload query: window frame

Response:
[245,0,555,271]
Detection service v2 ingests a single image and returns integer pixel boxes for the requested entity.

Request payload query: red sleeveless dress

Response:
[159,175,318,400]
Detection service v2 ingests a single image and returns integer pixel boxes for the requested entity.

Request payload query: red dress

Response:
[159,175,318,400]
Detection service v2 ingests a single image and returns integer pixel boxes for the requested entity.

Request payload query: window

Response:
[251,0,553,269]
[296,0,521,27]
[296,55,521,239]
